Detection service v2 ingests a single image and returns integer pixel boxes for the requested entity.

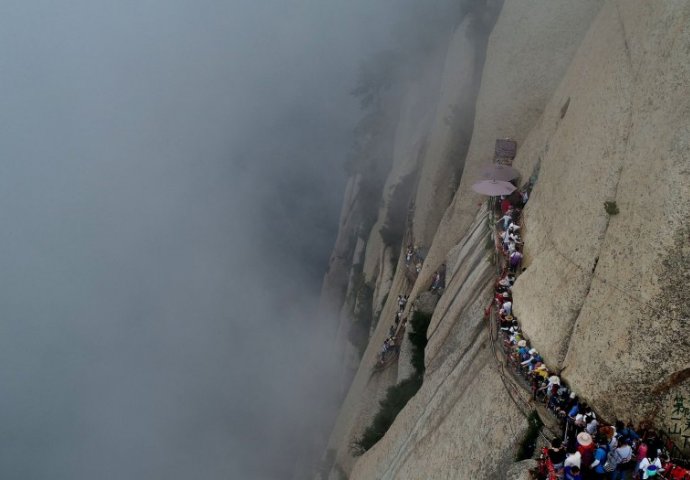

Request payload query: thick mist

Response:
[0,1,434,478]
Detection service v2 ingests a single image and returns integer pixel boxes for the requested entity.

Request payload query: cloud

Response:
[0,0,435,478]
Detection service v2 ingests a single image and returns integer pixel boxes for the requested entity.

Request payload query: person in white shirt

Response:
[564,450,581,469]
[638,454,663,479]
[497,214,512,229]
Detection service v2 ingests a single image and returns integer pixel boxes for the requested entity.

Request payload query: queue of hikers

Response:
[377,295,408,365]
[405,244,424,275]
[489,191,690,480]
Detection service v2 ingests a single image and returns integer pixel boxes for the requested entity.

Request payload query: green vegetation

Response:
[350,51,400,110]
[390,251,399,279]
[379,170,416,251]
[351,311,433,456]
[408,311,432,376]
[515,411,544,461]
[371,293,390,333]
[604,201,619,215]
[348,278,374,359]
[350,376,423,456]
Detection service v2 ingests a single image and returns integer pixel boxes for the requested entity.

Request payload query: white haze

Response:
[0,0,469,477]
[0,0,416,478]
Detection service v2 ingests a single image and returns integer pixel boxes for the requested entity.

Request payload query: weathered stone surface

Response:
[349,253,528,479]
[319,175,362,317]
[414,292,439,317]
[512,1,690,438]
[512,0,633,369]
[362,49,447,288]
[412,13,485,247]
[505,459,538,480]
[408,0,604,315]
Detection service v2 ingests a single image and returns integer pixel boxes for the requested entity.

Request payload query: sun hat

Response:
[528,348,537,354]
[518,340,527,347]
[548,375,561,385]
[505,315,514,321]
[577,432,593,446]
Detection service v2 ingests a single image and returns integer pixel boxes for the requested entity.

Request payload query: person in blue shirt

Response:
[615,420,640,443]
[589,436,609,478]
[564,465,581,480]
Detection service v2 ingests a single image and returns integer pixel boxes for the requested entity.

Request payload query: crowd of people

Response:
[377,294,408,365]
[377,240,442,366]
[405,243,424,274]
[490,191,690,480]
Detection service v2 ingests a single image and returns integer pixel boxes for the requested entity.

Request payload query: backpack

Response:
[604,449,618,472]
[604,447,632,472]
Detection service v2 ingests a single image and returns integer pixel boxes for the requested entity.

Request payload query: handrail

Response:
[490,197,690,467]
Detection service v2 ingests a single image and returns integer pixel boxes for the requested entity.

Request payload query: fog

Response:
[0,1,434,478]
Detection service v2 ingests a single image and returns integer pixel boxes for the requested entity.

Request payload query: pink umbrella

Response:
[472,179,517,196]
[480,163,520,181]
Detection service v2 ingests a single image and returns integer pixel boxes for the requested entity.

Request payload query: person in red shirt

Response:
[576,432,595,470]
[501,197,512,214]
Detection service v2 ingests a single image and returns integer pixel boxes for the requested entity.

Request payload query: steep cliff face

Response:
[349,208,524,480]
[410,0,604,305]
[320,0,690,478]
[514,0,690,434]
[410,12,487,247]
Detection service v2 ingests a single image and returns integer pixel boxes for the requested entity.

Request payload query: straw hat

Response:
[517,340,527,347]
[577,432,593,446]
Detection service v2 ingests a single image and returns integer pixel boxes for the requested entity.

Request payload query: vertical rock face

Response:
[410,13,484,247]
[361,47,449,290]
[512,0,634,369]
[410,0,604,303]
[515,0,690,432]
[319,0,690,478]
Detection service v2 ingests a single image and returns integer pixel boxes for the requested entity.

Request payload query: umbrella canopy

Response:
[480,163,520,181]
[472,179,517,196]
